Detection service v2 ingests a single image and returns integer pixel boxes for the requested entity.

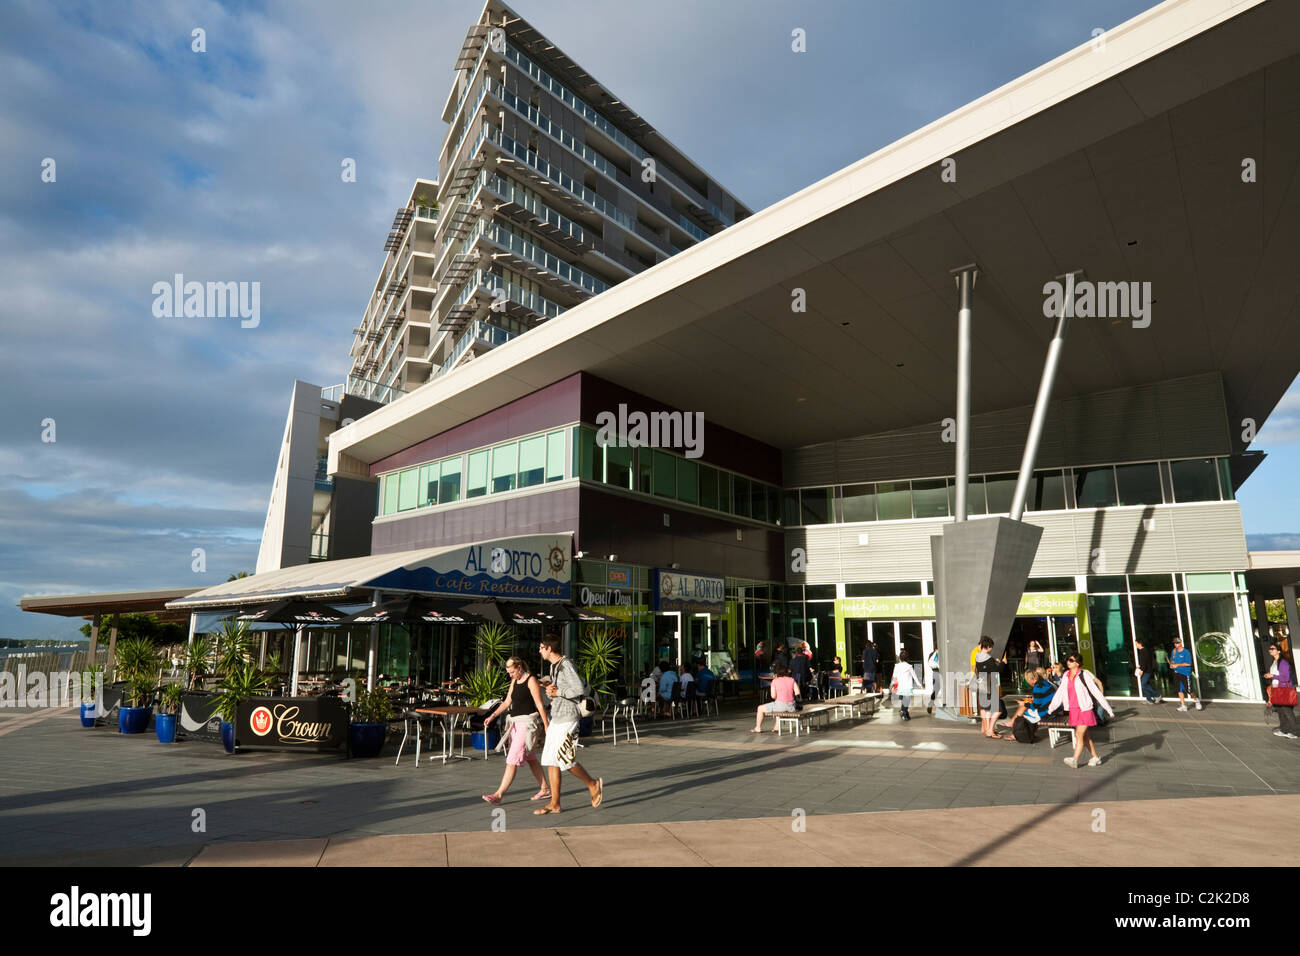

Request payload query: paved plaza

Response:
[1,699,1297,866]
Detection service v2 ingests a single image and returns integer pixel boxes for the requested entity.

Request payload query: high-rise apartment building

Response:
[347,0,750,401]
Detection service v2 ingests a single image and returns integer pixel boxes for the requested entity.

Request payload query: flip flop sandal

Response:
[591,778,604,808]
[481,794,502,805]
[529,789,551,801]
[533,806,561,815]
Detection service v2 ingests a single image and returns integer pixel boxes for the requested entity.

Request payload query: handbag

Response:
[1269,686,1298,707]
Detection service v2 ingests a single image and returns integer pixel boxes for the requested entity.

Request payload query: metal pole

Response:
[951,264,978,521]
[366,589,380,690]
[186,612,197,647]
[290,624,303,697]
[1010,271,1080,522]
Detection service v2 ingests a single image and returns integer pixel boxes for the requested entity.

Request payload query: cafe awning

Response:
[166,533,574,610]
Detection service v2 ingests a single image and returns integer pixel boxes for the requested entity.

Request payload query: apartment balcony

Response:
[323,375,408,406]
[314,456,334,493]
[437,320,517,378]
[309,531,330,562]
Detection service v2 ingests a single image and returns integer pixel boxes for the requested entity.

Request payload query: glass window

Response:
[750,482,767,522]
[911,479,948,518]
[467,450,488,498]
[733,476,751,517]
[518,435,546,488]
[1027,470,1066,511]
[1129,574,1173,592]
[946,477,986,516]
[546,431,565,483]
[876,481,911,520]
[676,458,698,505]
[842,484,876,523]
[1025,577,1076,591]
[1216,458,1234,500]
[418,464,437,507]
[574,426,598,481]
[440,458,461,503]
[1087,594,1137,697]
[767,486,781,525]
[1087,575,1127,592]
[845,581,921,597]
[492,442,517,493]
[652,450,675,498]
[1115,462,1162,506]
[804,585,836,601]
[382,475,398,515]
[782,491,800,526]
[1185,593,1251,700]
[699,466,720,511]
[605,444,632,489]
[718,471,731,513]
[1074,466,1118,508]
[397,468,418,512]
[984,473,1017,514]
[638,452,652,493]
[801,488,832,525]
[1169,458,1219,502]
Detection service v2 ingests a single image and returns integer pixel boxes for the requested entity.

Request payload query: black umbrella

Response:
[520,604,619,623]
[459,600,548,626]
[235,598,348,625]
[341,595,488,626]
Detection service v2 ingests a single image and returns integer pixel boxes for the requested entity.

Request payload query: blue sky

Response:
[1,0,1296,640]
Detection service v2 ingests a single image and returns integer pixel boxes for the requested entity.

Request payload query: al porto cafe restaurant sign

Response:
[235,697,348,751]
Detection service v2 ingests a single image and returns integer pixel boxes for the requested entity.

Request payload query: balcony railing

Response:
[323,375,408,405]
[314,456,334,493]
[309,531,330,562]
[437,319,516,377]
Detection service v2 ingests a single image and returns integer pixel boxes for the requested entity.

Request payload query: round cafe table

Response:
[414,706,478,764]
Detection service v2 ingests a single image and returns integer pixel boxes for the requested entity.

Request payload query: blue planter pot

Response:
[349,723,387,758]
[119,706,151,735]
[155,714,177,744]
[471,730,500,752]
[79,704,97,728]
[221,720,236,754]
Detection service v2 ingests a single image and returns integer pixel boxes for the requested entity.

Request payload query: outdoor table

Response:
[415,706,478,764]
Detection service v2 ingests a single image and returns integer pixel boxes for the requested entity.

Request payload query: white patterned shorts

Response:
[541,720,580,770]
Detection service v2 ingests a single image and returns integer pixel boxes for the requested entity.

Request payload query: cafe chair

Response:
[601,697,640,747]
[699,681,720,717]
[394,707,433,767]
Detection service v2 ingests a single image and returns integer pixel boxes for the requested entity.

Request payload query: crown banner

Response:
[366,533,573,601]
[654,569,725,614]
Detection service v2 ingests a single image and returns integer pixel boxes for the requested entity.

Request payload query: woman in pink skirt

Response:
[1046,653,1114,768]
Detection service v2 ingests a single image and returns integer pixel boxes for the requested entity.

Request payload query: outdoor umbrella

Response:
[458,600,548,626]
[340,595,488,627]
[519,604,620,623]
[235,599,348,696]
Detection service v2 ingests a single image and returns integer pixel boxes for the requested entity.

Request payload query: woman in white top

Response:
[891,649,919,721]
[1046,653,1114,768]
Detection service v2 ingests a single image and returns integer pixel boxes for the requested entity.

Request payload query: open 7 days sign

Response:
[235,697,348,752]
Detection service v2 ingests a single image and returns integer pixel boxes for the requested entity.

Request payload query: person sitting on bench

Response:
[751,665,799,733]
[1000,668,1055,742]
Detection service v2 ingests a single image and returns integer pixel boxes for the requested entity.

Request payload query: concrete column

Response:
[1254,595,1271,644]
[87,615,100,667]
[106,613,120,679]
[951,264,978,521]
[1284,585,1300,651]
[186,613,197,647]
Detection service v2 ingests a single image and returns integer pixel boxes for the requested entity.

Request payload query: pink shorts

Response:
[506,724,539,766]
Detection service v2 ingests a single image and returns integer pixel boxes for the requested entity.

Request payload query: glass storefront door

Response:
[871,621,897,680]
[1130,594,1182,697]
[655,612,680,667]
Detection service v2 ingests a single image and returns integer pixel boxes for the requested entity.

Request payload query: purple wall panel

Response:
[371,488,580,555]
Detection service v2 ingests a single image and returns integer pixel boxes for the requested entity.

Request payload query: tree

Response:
[227,571,251,582]
[78,613,185,646]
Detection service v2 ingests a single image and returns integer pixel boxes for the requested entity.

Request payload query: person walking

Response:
[891,649,919,720]
[861,640,879,693]
[1265,642,1297,739]
[751,664,800,732]
[974,637,1004,738]
[1047,653,1114,768]
[790,645,811,698]
[926,645,941,713]
[481,657,551,805]
[534,636,603,815]
[1135,638,1162,704]
[1169,637,1202,711]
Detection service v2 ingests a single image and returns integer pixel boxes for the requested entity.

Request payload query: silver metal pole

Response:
[1010,270,1080,521]
[290,624,303,697]
[366,589,380,690]
[952,264,978,521]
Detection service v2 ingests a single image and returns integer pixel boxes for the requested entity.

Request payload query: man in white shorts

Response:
[535,635,603,815]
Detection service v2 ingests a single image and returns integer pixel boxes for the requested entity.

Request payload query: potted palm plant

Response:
[575,626,622,737]
[79,663,103,728]
[467,622,513,751]
[211,660,270,754]
[181,636,212,690]
[115,636,160,734]
[348,686,393,758]
[155,683,184,743]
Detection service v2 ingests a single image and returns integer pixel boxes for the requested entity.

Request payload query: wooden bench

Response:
[828,691,882,720]
[773,703,835,736]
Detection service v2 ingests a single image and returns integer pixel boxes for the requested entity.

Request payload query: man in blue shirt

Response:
[695,663,715,696]
[1169,637,1202,711]
[658,664,678,717]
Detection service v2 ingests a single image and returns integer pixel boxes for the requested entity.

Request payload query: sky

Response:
[1,0,1296,640]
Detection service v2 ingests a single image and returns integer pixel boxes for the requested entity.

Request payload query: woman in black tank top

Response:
[481,657,550,804]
